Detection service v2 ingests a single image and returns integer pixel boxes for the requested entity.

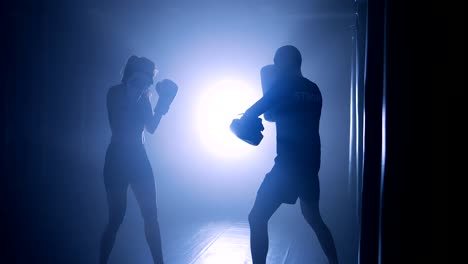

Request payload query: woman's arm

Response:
[142,79,178,134]
[142,95,163,134]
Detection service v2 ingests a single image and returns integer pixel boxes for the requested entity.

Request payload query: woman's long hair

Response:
[121,55,155,84]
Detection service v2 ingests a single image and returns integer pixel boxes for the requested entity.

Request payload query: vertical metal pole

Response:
[348,23,356,197]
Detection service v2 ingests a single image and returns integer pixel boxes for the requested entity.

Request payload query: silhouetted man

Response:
[233,45,339,264]
[100,55,177,264]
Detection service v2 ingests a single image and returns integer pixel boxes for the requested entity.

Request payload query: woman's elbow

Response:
[146,125,157,134]
[146,116,162,134]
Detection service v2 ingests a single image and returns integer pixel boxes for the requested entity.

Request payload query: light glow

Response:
[195,79,260,159]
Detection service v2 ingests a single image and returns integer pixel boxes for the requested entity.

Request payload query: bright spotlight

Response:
[195,79,260,158]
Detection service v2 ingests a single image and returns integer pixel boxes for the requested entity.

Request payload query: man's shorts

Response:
[256,155,320,205]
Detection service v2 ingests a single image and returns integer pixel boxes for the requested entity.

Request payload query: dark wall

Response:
[358,0,428,263]
[2,1,363,263]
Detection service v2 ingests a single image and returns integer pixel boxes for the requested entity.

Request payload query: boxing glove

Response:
[154,79,178,115]
[230,115,264,146]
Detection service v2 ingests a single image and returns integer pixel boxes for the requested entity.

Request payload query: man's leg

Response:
[248,187,283,264]
[300,199,338,264]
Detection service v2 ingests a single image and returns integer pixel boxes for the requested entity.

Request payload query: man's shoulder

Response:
[272,76,319,94]
[301,78,321,93]
[300,77,317,87]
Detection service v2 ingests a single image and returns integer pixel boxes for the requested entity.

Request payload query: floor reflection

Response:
[159,220,325,264]
[190,222,252,264]
[110,215,329,264]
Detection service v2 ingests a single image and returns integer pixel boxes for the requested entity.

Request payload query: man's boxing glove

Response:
[230,115,264,146]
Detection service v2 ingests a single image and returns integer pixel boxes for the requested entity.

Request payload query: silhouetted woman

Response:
[100,55,177,264]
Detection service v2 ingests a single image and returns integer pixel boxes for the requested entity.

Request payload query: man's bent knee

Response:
[248,208,268,228]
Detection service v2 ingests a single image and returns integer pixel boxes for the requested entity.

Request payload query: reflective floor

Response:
[109,218,328,264]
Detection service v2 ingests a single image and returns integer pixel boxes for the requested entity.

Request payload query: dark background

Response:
[1,0,426,263]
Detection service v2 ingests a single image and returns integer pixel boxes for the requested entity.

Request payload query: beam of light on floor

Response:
[190,222,252,264]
